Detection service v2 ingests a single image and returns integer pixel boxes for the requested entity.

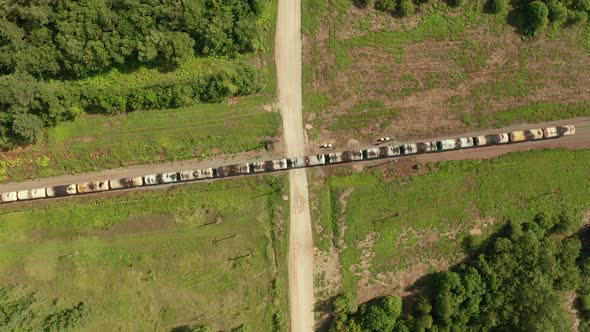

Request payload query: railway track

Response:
[0,125,577,205]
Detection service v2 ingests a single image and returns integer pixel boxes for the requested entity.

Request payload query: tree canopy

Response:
[331,213,590,331]
[0,0,266,79]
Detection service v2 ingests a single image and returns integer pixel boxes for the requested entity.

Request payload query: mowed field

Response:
[302,0,590,145]
[0,2,280,184]
[0,176,288,331]
[310,149,590,321]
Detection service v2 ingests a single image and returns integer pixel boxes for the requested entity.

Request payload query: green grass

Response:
[0,0,280,183]
[0,176,289,331]
[1,96,281,182]
[478,102,590,128]
[311,149,590,298]
[302,1,590,142]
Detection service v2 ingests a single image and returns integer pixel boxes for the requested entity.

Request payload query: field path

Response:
[275,0,315,331]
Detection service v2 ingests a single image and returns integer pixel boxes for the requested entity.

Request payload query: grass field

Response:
[302,0,590,144]
[310,149,590,307]
[0,1,280,183]
[0,176,289,331]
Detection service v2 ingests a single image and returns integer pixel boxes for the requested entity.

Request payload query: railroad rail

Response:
[0,125,575,204]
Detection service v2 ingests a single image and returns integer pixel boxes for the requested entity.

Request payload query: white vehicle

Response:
[320,143,333,148]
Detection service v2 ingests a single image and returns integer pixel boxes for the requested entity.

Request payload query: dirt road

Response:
[275,0,315,330]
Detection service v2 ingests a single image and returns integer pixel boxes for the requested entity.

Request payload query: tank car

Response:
[305,154,326,166]
[509,130,527,142]
[272,159,288,170]
[542,127,558,138]
[416,141,437,153]
[437,139,459,151]
[17,188,46,201]
[557,125,575,136]
[458,137,474,148]
[1,192,17,203]
[401,143,418,155]
[379,145,401,158]
[327,152,343,164]
[364,147,381,159]
[288,157,306,168]
[109,177,143,189]
[216,164,250,177]
[341,150,363,162]
[525,129,543,140]
[474,133,509,146]
[77,181,110,194]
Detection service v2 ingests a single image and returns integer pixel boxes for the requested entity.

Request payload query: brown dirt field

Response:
[303,2,590,148]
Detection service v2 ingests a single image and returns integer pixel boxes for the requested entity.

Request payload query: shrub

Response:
[376,0,398,13]
[487,0,508,14]
[569,10,589,24]
[523,1,549,36]
[11,113,44,144]
[446,0,465,7]
[398,0,416,17]
[547,0,568,24]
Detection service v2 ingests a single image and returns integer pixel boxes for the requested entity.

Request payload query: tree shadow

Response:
[352,0,369,8]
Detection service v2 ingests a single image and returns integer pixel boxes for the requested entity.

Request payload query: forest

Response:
[330,214,590,331]
[0,0,267,148]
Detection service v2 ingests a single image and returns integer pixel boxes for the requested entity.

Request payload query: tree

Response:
[398,0,415,17]
[487,0,508,14]
[446,0,465,7]
[546,0,568,24]
[11,113,43,144]
[376,0,398,13]
[523,1,549,36]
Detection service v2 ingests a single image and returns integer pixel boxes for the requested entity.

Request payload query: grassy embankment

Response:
[0,176,289,331]
[311,149,590,303]
[0,1,280,183]
[302,0,590,142]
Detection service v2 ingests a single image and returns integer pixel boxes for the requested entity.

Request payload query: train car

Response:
[66,184,77,195]
[327,152,343,164]
[288,157,306,168]
[179,168,214,180]
[509,130,527,142]
[144,174,158,185]
[557,125,575,136]
[542,127,558,138]
[474,133,509,146]
[379,145,401,158]
[305,154,326,166]
[216,164,250,177]
[77,180,110,194]
[46,185,75,197]
[109,177,143,190]
[272,159,288,170]
[459,137,474,148]
[158,172,179,183]
[437,139,459,151]
[401,143,418,155]
[364,147,381,159]
[16,188,46,201]
[1,191,17,203]
[525,129,543,140]
[251,161,272,173]
[416,141,437,153]
[341,150,363,162]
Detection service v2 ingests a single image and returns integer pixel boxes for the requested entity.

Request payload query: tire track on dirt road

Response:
[275,0,315,330]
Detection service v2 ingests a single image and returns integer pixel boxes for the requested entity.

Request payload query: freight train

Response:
[0,125,575,204]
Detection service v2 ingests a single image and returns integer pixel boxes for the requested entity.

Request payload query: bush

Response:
[523,1,550,36]
[569,10,589,24]
[547,0,568,24]
[398,0,416,17]
[446,0,465,7]
[11,113,44,144]
[376,0,398,13]
[487,0,508,14]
